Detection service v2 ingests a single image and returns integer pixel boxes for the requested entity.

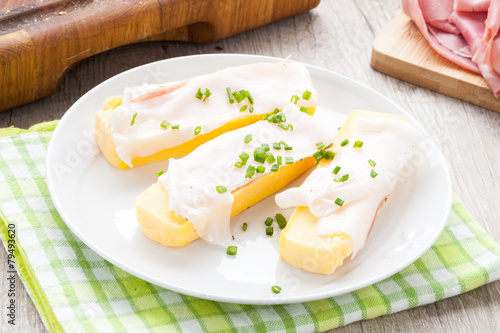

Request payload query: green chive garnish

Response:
[160,120,170,129]
[271,285,282,294]
[340,139,349,147]
[290,94,300,104]
[277,156,282,165]
[316,142,325,149]
[226,246,237,255]
[284,145,293,151]
[324,151,335,160]
[245,165,256,178]
[261,144,270,151]
[249,106,254,113]
[239,151,250,164]
[285,157,294,165]
[300,106,308,113]
[244,134,252,143]
[265,152,276,164]
[273,108,280,114]
[332,166,341,175]
[279,140,288,147]
[302,90,312,100]
[325,143,333,149]
[353,140,364,148]
[254,150,266,163]
[273,142,281,150]
[171,124,179,129]
[194,126,201,135]
[265,217,273,226]
[240,105,248,112]
[216,185,228,194]
[195,88,211,101]
[368,159,376,167]
[313,151,323,163]
[275,213,287,230]
[335,198,344,206]
[340,174,349,182]
[226,87,234,104]
[233,91,245,103]
[156,170,164,177]
[371,170,378,178]
[243,222,248,231]
[266,227,274,236]
[130,112,137,126]
[257,166,265,173]
[235,162,243,168]
[271,164,279,172]
[333,178,341,183]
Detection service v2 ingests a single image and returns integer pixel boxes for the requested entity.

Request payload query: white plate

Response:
[46,54,452,305]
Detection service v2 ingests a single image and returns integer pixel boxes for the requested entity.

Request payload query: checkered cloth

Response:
[1,122,500,333]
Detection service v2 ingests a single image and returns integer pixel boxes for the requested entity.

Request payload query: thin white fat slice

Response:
[159,103,335,246]
[109,61,318,166]
[275,117,423,256]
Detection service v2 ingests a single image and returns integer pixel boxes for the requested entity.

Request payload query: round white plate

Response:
[46,54,452,305]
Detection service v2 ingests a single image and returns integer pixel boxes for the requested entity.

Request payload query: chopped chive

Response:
[245,165,256,178]
[275,213,287,230]
[194,126,201,135]
[313,151,323,163]
[226,245,237,255]
[233,91,245,103]
[277,156,282,165]
[325,143,333,149]
[249,106,254,113]
[254,151,266,163]
[279,140,288,147]
[271,164,279,172]
[160,120,170,129]
[256,166,265,173]
[235,161,243,168]
[340,174,349,182]
[324,151,335,160]
[271,285,282,294]
[242,222,248,231]
[335,198,344,206]
[284,145,293,151]
[320,149,327,157]
[216,185,228,194]
[226,87,235,104]
[240,151,249,161]
[332,166,341,175]
[273,108,280,114]
[371,170,378,178]
[340,139,349,147]
[130,112,137,126]
[265,152,276,164]
[338,127,341,132]
[300,106,309,113]
[273,142,281,150]
[288,124,294,131]
[244,134,252,143]
[316,142,325,149]
[195,88,211,101]
[248,95,254,105]
[278,123,288,130]
[240,105,248,112]
[302,90,312,100]
[195,88,203,99]
[241,90,250,98]
[333,178,341,183]
[368,159,377,166]
[266,227,274,236]
[171,124,180,129]
[353,140,364,148]
[156,170,164,177]
[290,94,300,104]
[261,143,270,151]
[265,217,273,226]
[285,157,294,165]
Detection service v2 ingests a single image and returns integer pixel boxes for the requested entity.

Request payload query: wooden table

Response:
[1,0,499,331]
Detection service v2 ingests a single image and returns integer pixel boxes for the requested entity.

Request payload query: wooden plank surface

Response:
[371,11,500,113]
[1,0,500,332]
[0,0,320,112]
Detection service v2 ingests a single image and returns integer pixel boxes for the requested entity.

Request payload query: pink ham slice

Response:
[474,0,500,96]
[455,0,491,12]
[403,0,480,73]
[449,11,487,54]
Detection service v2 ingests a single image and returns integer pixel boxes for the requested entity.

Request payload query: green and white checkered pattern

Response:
[1,123,500,333]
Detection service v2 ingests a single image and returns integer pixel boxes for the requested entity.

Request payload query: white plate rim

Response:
[46,53,453,305]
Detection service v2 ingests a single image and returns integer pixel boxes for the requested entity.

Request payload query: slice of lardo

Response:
[275,110,423,275]
[135,103,335,247]
[95,61,318,169]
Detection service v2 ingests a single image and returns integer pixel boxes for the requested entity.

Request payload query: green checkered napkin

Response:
[1,122,500,333]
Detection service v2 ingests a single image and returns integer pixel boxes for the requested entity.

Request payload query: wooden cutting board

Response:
[371,11,500,113]
[0,0,320,112]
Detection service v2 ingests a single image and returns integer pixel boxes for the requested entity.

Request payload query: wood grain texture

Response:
[371,11,500,113]
[1,0,500,332]
[0,0,320,112]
